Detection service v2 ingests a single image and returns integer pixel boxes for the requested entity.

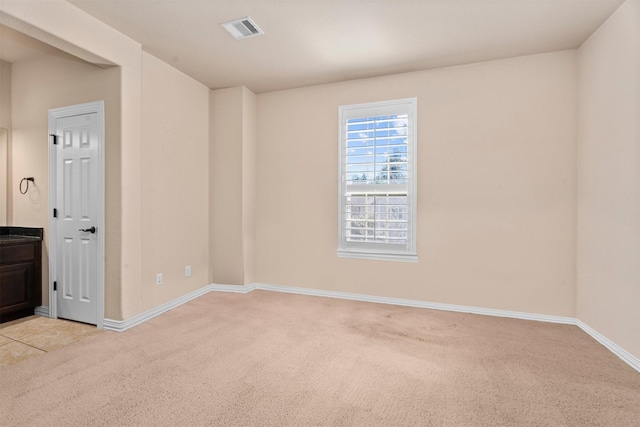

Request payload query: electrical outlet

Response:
[156,273,163,286]
[185,265,192,278]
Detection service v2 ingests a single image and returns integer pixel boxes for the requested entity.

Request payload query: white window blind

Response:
[338,98,417,262]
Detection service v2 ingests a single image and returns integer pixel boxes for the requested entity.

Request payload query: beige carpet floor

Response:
[1,290,638,426]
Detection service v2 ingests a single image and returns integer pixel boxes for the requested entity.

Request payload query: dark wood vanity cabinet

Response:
[0,230,43,323]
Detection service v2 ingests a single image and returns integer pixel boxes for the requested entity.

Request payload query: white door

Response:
[49,102,104,326]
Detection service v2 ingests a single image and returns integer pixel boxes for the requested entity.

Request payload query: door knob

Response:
[79,226,96,234]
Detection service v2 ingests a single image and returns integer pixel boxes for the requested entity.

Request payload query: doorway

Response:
[48,101,104,328]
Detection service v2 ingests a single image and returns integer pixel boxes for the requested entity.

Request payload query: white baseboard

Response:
[252,282,576,325]
[34,306,49,317]
[576,320,640,373]
[98,281,639,373]
[102,284,241,332]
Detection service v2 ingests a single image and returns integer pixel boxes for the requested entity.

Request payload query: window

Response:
[337,98,418,262]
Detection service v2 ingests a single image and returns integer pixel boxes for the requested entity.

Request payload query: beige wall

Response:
[0,59,10,225]
[577,0,640,359]
[210,86,256,285]
[0,128,7,226]
[256,51,578,317]
[10,53,120,311]
[140,52,210,311]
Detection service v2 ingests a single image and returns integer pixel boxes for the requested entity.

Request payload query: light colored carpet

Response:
[1,290,638,426]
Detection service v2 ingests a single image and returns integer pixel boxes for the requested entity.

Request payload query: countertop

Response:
[0,227,44,246]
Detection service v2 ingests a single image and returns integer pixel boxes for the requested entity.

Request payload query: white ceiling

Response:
[5,1,627,93]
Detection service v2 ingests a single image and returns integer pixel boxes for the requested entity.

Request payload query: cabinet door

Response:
[0,262,35,314]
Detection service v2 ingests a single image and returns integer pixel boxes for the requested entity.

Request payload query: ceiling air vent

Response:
[221,17,264,40]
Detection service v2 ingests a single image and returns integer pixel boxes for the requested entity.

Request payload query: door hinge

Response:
[53,281,57,291]
[50,134,58,145]
[53,208,57,218]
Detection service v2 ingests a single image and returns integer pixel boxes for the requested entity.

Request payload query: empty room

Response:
[0,0,638,425]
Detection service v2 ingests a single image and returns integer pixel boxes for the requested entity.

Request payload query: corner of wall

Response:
[575,0,640,360]
[241,87,257,285]
[209,87,245,285]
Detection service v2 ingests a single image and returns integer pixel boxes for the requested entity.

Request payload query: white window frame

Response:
[337,97,418,262]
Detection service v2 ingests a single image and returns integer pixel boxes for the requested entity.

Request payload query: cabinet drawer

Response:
[0,244,36,264]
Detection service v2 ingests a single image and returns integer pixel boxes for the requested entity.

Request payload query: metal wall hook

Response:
[19,177,35,195]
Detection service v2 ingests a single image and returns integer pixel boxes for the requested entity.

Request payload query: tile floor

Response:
[0,315,101,367]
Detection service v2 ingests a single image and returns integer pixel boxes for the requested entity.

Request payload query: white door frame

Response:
[48,101,105,329]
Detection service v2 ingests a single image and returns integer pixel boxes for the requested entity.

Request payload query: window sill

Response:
[336,249,418,263]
